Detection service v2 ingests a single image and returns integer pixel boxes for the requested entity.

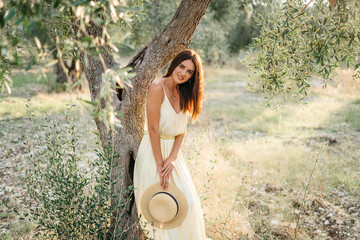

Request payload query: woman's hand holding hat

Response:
[161,156,176,177]
[157,161,171,190]
[162,175,169,190]
[160,156,176,190]
[156,162,165,188]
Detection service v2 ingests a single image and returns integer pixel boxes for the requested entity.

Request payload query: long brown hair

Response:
[163,49,204,121]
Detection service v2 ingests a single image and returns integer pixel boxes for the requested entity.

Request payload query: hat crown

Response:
[149,192,178,223]
[141,183,188,229]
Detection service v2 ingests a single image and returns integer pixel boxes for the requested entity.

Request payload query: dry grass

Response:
[1,67,360,239]
[185,67,360,239]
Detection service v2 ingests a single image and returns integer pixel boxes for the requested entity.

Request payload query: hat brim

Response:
[140,183,188,229]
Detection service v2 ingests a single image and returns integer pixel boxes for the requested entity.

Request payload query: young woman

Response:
[134,49,206,239]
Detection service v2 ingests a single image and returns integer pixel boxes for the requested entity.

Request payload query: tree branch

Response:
[128,0,212,95]
[328,0,337,8]
[300,0,314,14]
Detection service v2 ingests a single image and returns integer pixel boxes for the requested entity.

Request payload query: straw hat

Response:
[140,183,188,229]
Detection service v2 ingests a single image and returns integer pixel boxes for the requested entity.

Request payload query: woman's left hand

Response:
[161,156,176,178]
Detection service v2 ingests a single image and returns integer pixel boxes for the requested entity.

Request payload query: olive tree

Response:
[245,0,360,104]
[1,0,212,238]
[79,1,212,238]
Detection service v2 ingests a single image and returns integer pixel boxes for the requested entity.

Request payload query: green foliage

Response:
[191,0,243,64]
[16,104,132,239]
[227,1,273,54]
[192,0,276,63]
[209,0,233,22]
[127,0,232,64]
[125,0,178,52]
[0,0,146,94]
[87,66,136,132]
[191,11,229,65]
[227,11,253,53]
[245,0,360,103]
[126,0,272,64]
[0,0,145,131]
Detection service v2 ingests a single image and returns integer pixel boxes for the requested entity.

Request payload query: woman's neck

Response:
[163,76,178,92]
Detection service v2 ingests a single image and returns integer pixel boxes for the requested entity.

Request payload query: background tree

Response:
[227,0,275,54]
[126,0,274,64]
[24,23,83,85]
[245,0,360,104]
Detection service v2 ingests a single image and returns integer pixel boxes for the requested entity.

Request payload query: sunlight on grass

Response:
[12,71,50,88]
[187,67,360,239]
[0,93,91,121]
[184,130,252,239]
[1,67,359,239]
[205,66,248,85]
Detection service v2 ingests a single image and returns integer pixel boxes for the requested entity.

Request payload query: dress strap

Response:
[158,81,167,103]
[159,81,166,94]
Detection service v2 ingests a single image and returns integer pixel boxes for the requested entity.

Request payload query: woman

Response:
[134,49,206,239]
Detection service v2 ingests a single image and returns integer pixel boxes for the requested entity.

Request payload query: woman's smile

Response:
[177,74,184,81]
[172,59,195,84]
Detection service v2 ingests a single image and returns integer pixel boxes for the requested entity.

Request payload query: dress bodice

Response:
[144,87,188,138]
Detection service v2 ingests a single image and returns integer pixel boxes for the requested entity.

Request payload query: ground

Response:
[0,66,359,239]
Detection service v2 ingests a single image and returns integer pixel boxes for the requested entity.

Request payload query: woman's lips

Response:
[177,74,184,80]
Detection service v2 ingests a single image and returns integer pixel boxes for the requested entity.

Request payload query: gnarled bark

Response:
[76,0,212,239]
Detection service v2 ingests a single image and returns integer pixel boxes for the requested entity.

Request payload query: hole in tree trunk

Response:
[128,151,136,215]
[116,82,124,101]
[129,151,135,182]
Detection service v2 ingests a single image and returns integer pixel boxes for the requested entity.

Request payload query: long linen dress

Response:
[134,84,206,240]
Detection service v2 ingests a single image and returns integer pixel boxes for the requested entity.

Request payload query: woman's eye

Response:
[180,65,184,69]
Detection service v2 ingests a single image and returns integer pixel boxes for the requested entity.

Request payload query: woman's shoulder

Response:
[147,80,165,103]
[148,80,164,92]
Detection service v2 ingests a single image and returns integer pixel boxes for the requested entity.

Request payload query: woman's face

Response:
[172,59,195,85]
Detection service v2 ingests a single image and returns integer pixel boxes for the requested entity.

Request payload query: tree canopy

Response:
[245,0,360,103]
[0,0,144,94]
[2,0,359,103]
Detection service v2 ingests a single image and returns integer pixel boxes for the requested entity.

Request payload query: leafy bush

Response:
[17,104,131,239]
[191,11,229,65]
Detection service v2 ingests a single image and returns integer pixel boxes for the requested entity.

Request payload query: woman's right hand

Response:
[157,162,169,190]
[157,162,164,186]
[162,175,169,190]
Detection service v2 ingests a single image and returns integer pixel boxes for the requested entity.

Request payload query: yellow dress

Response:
[134,84,206,240]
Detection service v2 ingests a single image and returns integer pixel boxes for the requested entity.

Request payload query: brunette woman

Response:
[134,49,206,239]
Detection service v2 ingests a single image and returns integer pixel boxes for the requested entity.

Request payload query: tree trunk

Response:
[52,50,83,88]
[328,0,337,8]
[77,0,212,238]
[52,50,68,84]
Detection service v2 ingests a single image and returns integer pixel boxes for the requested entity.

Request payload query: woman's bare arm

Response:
[169,130,186,162]
[146,81,165,171]
[160,126,187,179]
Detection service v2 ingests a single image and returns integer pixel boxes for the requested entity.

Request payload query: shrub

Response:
[17,104,130,239]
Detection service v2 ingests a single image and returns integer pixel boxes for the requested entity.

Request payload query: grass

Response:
[1,66,360,239]
[0,220,34,240]
[11,71,50,88]
[186,66,360,239]
[0,71,91,121]
[0,93,91,121]
[344,105,360,131]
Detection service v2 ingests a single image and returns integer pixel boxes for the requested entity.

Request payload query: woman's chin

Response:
[176,78,189,85]
[175,80,184,85]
